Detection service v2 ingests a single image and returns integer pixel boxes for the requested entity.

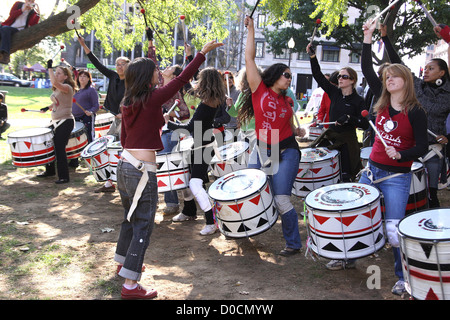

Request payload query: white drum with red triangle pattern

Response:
[399,208,450,300]
[107,140,123,182]
[292,147,341,198]
[66,121,88,160]
[7,127,55,167]
[208,168,278,238]
[305,183,385,260]
[81,135,114,182]
[210,141,249,177]
[94,112,114,138]
[156,137,192,193]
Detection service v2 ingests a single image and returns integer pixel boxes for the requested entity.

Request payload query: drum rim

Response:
[208,168,268,202]
[398,208,450,242]
[304,182,381,212]
[7,127,53,138]
[210,141,249,164]
[300,147,339,163]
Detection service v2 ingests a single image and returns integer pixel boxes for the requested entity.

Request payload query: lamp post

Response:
[288,37,295,67]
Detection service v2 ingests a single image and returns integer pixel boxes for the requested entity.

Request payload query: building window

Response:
[297,51,309,61]
[274,48,289,59]
[349,52,360,64]
[322,46,340,62]
[257,14,266,29]
[256,41,265,58]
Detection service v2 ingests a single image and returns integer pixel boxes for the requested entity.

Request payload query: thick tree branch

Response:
[9,0,101,54]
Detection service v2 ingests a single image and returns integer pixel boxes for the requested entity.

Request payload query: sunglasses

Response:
[337,74,353,80]
[282,72,292,79]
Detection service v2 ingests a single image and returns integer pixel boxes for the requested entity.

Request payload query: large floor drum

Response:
[399,208,450,300]
[208,168,278,238]
[305,183,385,260]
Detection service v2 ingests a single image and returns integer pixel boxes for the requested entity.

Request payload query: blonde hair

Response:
[373,64,421,115]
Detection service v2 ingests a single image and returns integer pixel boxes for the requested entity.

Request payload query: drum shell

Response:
[308,126,323,141]
[210,141,249,177]
[7,127,55,167]
[208,169,278,238]
[360,147,372,168]
[398,209,450,300]
[156,150,190,193]
[94,113,114,138]
[107,141,123,182]
[66,121,88,159]
[292,148,341,198]
[81,136,111,182]
[305,183,385,260]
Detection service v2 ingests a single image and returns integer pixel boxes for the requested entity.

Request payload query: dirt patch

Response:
[0,162,449,302]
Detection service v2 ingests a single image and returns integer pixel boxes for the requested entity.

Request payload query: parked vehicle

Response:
[0,73,33,87]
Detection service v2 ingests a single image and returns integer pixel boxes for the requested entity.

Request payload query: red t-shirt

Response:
[370,107,415,168]
[252,81,294,145]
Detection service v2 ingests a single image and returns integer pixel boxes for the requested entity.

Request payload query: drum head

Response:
[399,208,450,241]
[81,136,109,157]
[360,147,372,160]
[301,147,338,163]
[209,168,267,201]
[211,141,249,163]
[305,183,380,211]
[7,127,52,138]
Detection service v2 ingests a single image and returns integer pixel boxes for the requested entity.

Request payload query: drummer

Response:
[77,36,129,193]
[37,61,76,184]
[165,67,226,236]
[244,15,305,256]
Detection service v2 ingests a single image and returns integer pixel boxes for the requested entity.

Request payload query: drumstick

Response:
[249,0,261,18]
[414,0,438,27]
[428,129,444,142]
[72,98,86,112]
[224,71,231,97]
[167,99,180,115]
[70,19,81,38]
[51,45,65,60]
[362,110,388,148]
[370,0,401,24]
[309,19,322,46]
[21,108,41,113]
[179,15,187,43]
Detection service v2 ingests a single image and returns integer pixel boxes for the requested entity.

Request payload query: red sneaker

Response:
[121,284,157,300]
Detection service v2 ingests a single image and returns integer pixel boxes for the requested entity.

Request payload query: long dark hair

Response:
[261,63,289,91]
[122,57,156,107]
[432,58,450,82]
[192,67,226,107]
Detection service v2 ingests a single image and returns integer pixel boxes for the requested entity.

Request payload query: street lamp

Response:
[288,37,295,67]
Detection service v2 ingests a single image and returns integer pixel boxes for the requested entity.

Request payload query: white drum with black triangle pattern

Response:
[399,208,450,300]
[66,121,88,160]
[208,168,278,238]
[305,183,385,260]
[292,147,341,198]
[107,140,123,182]
[210,141,249,177]
[81,135,114,182]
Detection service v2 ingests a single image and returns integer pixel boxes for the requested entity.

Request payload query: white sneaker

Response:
[200,224,217,236]
[172,212,196,222]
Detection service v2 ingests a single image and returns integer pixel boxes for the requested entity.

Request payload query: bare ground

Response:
[1,162,449,304]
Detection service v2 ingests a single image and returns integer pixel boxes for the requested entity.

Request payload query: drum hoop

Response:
[208,170,268,202]
[305,184,381,212]
[300,148,338,163]
[7,127,53,138]
[398,208,450,242]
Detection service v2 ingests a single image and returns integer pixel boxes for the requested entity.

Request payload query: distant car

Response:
[92,78,106,91]
[0,73,33,87]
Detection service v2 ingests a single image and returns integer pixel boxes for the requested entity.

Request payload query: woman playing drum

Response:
[38,61,76,184]
[166,67,226,236]
[244,15,305,256]
[115,40,223,299]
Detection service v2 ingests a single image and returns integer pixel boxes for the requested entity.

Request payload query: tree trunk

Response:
[10,0,101,54]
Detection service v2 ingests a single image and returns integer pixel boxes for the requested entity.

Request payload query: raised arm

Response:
[362,20,383,98]
[244,16,262,93]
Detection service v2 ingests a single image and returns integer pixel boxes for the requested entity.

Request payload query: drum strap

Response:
[418,143,443,163]
[357,166,404,185]
[121,149,157,222]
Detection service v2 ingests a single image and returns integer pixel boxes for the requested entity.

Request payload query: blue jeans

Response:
[0,25,19,54]
[248,146,302,250]
[114,161,158,281]
[160,131,179,207]
[359,163,412,280]
[424,154,444,189]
